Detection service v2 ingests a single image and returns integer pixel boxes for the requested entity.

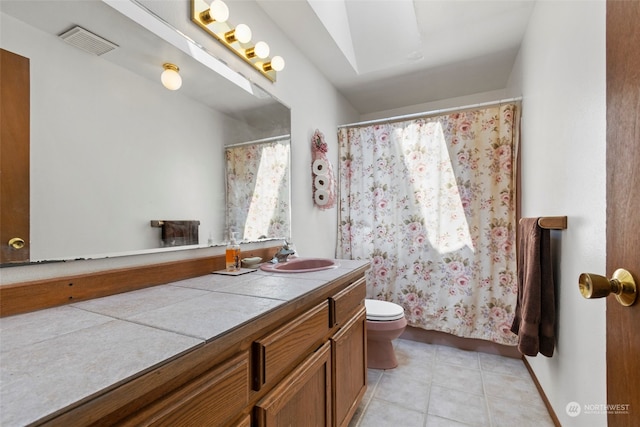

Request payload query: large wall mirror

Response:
[0,0,291,265]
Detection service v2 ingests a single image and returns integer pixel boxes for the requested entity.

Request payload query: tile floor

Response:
[349,339,555,427]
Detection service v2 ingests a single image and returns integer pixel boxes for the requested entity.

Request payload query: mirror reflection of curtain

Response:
[337,104,520,345]
[225,138,290,242]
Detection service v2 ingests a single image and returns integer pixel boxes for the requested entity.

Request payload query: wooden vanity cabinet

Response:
[37,268,368,427]
[254,277,367,427]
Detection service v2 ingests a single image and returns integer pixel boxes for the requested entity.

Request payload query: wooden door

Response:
[0,48,30,264]
[606,1,640,425]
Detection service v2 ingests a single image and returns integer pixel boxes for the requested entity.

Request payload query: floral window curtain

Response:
[225,139,290,241]
[337,104,519,345]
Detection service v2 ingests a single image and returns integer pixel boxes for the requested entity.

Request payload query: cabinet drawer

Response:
[253,301,330,390]
[330,277,366,327]
[123,352,250,426]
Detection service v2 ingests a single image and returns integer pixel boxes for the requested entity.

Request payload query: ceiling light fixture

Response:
[190,0,284,82]
[161,63,182,90]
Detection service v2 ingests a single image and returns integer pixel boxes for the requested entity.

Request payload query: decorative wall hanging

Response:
[311,129,336,209]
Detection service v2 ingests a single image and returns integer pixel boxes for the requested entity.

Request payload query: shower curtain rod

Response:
[337,96,523,129]
[225,134,290,148]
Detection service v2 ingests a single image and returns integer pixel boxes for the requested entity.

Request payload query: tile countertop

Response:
[0,259,370,427]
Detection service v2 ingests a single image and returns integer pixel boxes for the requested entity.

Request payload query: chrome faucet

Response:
[273,241,295,263]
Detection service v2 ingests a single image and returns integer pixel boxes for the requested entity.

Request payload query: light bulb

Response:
[225,24,252,44]
[200,0,229,24]
[271,56,285,71]
[254,41,270,58]
[234,24,252,43]
[161,63,182,90]
[209,0,229,22]
[246,41,270,59]
[264,55,285,72]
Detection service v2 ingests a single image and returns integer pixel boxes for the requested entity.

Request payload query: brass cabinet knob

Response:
[579,268,637,306]
[8,237,25,250]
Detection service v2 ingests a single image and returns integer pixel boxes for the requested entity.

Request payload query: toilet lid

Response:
[365,299,405,321]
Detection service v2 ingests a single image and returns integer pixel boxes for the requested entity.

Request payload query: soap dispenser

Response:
[226,231,240,272]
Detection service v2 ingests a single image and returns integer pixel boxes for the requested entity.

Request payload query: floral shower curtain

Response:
[337,103,519,345]
[225,139,290,241]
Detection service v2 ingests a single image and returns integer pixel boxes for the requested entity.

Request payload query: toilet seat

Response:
[365,299,405,321]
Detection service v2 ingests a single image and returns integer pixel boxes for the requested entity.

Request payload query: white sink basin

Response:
[260,258,339,273]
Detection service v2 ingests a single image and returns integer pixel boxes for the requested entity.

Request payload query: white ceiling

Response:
[1,0,284,118]
[2,0,535,116]
[257,0,535,114]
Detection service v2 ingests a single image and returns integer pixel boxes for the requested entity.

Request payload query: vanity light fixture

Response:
[191,0,285,82]
[161,63,182,90]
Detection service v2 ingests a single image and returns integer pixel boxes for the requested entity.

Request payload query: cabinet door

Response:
[332,307,367,427]
[255,341,332,427]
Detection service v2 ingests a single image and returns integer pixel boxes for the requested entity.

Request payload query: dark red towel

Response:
[510,217,556,357]
[161,220,200,247]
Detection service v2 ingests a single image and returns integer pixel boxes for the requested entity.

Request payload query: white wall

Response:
[507,1,607,426]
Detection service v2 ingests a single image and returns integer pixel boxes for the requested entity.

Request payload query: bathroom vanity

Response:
[0,259,369,426]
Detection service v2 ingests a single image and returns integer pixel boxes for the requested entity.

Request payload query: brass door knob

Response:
[8,237,25,250]
[579,268,637,306]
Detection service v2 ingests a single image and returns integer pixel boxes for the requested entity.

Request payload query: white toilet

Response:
[365,299,407,369]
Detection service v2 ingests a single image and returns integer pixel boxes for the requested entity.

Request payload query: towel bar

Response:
[519,216,567,230]
[537,216,567,230]
[150,220,201,228]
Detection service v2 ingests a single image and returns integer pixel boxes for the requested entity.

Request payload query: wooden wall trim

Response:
[400,325,521,359]
[522,357,561,427]
[0,247,278,318]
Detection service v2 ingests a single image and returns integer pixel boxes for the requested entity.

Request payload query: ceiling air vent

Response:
[58,26,118,56]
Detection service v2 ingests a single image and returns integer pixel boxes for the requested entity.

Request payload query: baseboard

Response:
[522,357,561,427]
[400,326,522,358]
